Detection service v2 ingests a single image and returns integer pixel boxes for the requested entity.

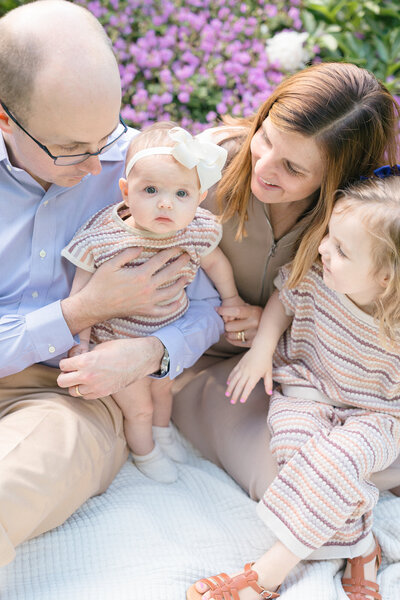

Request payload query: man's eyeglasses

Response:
[0,101,128,166]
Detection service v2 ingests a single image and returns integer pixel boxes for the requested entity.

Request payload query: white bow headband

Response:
[125,127,228,193]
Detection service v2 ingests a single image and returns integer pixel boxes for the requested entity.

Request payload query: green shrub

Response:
[302,0,400,95]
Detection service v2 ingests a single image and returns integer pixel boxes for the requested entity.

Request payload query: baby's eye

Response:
[176,190,188,198]
[145,186,157,194]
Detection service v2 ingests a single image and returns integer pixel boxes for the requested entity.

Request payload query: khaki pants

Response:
[0,364,128,566]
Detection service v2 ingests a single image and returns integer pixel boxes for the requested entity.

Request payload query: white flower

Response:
[265,31,310,72]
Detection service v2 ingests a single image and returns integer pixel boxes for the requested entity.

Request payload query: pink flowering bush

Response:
[77,0,305,132]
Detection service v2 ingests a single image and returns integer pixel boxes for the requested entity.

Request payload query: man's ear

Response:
[0,106,13,134]
[199,190,208,205]
[119,177,128,200]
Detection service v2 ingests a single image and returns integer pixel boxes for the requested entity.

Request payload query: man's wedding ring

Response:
[75,385,83,397]
[237,330,246,342]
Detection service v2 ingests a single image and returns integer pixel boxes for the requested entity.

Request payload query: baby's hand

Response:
[225,349,273,405]
[68,341,90,358]
[220,295,246,323]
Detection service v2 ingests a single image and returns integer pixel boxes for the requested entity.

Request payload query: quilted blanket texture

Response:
[1,432,399,599]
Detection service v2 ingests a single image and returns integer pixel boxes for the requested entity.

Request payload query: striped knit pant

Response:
[257,392,400,559]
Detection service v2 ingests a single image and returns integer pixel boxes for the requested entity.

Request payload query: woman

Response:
[171,62,400,598]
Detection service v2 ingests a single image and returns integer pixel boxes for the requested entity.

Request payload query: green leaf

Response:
[301,10,318,33]
[305,3,336,22]
[374,37,390,62]
[364,1,381,15]
[387,63,400,77]
[319,33,339,51]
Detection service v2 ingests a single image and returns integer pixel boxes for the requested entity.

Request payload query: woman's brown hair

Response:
[217,62,399,286]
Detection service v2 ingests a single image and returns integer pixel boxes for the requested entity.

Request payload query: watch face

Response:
[160,347,170,374]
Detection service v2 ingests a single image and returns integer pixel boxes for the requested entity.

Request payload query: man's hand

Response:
[61,247,190,335]
[57,336,164,399]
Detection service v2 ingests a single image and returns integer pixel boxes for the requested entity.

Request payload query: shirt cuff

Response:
[25,300,76,362]
[154,325,186,379]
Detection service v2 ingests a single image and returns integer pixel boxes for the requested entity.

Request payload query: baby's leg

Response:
[151,378,187,463]
[113,378,153,455]
[113,378,177,483]
[151,377,173,427]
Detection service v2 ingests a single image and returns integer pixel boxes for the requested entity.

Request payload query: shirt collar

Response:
[0,131,11,164]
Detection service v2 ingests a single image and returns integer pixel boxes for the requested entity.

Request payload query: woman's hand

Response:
[225,348,273,404]
[216,303,263,347]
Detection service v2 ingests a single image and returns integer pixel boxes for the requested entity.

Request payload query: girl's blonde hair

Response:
[125,121,179,173]
[217,62,399,287]
[334,176,400,343]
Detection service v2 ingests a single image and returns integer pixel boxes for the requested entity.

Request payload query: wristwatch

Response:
[151,344,170,378]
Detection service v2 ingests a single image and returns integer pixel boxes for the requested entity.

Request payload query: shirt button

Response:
[39,249,46,258]
[43,200,49,206]
[32,291,39,298]
[176,365,180,373]
[48,345,56,353]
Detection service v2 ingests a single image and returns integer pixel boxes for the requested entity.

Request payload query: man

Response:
[0,0,222,566]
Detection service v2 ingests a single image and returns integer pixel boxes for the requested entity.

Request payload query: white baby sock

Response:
[152,423,188,463]
[132,444,178,483]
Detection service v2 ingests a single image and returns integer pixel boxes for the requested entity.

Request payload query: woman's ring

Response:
[75,385,83,397]
[237,330,246,342]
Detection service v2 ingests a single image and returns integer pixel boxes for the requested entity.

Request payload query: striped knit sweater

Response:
[273,263,400,416]
[62,202,222,341]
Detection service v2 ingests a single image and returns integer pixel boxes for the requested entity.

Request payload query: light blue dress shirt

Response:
[0,127,223,378]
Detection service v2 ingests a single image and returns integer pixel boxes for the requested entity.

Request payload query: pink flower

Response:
[178,91,190,103]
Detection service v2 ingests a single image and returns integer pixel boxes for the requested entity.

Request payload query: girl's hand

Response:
[216,303,263,347]
[225,349,273,405]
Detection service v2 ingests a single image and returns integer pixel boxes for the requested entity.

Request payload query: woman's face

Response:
[250,116,324,206]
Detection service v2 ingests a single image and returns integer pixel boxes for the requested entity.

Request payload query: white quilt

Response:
[1,430,400,599]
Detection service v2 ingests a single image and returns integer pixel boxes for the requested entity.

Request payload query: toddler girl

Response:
[62,123,243,483]
[189,174,400,599]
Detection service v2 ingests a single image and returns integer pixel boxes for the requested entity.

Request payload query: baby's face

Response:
[120,155,204,234]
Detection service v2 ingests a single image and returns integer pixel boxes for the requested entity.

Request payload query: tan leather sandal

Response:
[186,562,280,599]
[341,536,382,599]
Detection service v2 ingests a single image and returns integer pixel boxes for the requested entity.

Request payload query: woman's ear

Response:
[119,177,128,200]
[199,190,208,204]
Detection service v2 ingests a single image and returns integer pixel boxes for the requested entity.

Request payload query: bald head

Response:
[0,0,120,126]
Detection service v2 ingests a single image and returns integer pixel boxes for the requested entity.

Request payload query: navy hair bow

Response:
[371,164,400,179]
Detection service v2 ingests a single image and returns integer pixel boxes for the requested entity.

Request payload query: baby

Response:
[62,123,243,483]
